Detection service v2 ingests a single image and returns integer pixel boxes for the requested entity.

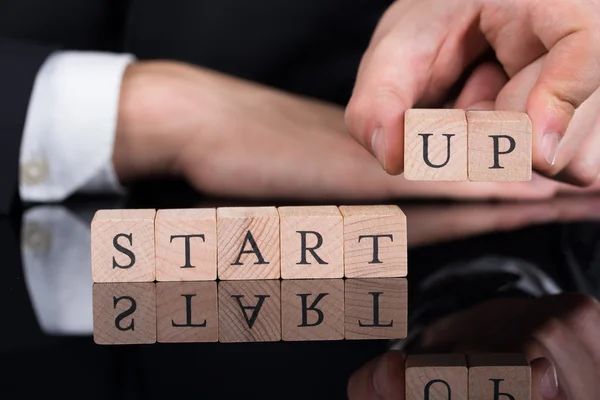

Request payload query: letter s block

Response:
[467,111,532,181]
[406,354,468,400]
[467,354,531,400]
[404,109,468,181]
[91,209,156,282]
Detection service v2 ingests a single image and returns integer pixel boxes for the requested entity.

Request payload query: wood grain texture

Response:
[218,280,281,342]
[405,109,468,181]
[91,209,156,282]
[467,353,531,400]
[339,205,407,278]
[281,279,344,341]
[406,354,468,400]
[467,111,532,181]
[156,281,218,343]
[155,208,217,281]
[344,278,407,340]
[278,206,343,279]
[217,207,280,280]
[93,282,156,344]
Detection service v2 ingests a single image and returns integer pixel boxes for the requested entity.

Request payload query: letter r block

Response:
[339,205,407,278]
[467,354,531,400]
[155,208,217,281]
[278,206,343,279]
[91,209,156,282]
[467,111,532,181]
[404,109,468,181]
[217,207,280,280]
[406,354,468,400]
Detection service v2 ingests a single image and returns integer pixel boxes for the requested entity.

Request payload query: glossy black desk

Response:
[1,193,599,399]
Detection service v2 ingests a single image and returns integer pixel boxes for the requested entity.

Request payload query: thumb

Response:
[530,358,565,400]
[347,351,407,400]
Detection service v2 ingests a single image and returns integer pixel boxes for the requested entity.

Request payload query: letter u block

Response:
[467,354,531,400]
[404,109,468,181]
[91,209,156,282]
[467,111,532,181]
[406,354,468,400]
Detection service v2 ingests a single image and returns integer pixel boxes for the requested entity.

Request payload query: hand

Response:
[345,0,600,185]
[112,61,600,201]
[348,294,600,400]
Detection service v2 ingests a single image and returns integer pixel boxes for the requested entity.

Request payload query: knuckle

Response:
[533,317,568,345]
[565,159,600,186]
[563,293,600,325]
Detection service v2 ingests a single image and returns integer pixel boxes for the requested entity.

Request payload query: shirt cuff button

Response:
[21,158,49,185]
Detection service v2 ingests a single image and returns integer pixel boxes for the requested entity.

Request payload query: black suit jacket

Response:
[0,0,393,213]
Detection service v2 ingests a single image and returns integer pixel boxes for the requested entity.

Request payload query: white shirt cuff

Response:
[19,51,136,202]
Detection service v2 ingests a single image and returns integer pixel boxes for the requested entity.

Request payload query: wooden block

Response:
[156,281,218,343]
[344,278,407,340]
[339,205,407,278]
[406,354,468,400]
[467,353,531,400]
[278,206,343,279]
[91,209,156,282]
[92,282,156,344]
[281,279,344,341]
[467,111,532,181]
[217,207,280,280]
[155,208,217,281]
[218,280,281,342]
[404,109,468,181]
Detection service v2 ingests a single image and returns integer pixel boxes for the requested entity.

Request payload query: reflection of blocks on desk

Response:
[218,280,281,342]
[278,206,343,279]
[344,278,407,339]
[404,109,468,181]
[155,208,217,281]
[281,279,344,341]
[467,353,531,400]
[156,281,218,343]
[217,207,280,280]
[406,354,468,400]
[91,209,156,282]
[339,205,407,278]
[93,282,156,344]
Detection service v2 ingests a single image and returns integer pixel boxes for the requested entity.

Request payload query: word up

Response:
[91,205,407,282]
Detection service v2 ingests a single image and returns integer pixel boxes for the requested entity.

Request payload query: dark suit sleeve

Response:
[0,38,56,214]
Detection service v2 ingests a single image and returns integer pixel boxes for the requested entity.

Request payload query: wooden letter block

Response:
[91,209,156,282]
[406,354,468,400]
[156,281,218,343]
[281,279,344,341]
[93,282,156,344]
[467,111,532,181]
[155,208,217,281]
[339,205,407,278]
[405,109,468,181]
[467,354,531,400]
[218,280,281,342]
[278,206,343,279]
[217,207,280,280]
[344,278,407,339]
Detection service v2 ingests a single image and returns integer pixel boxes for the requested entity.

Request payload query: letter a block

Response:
[404,109,468,181]
[467,354,531,400]
[92,282,156,344]
[281,279,344,341]
[339,205,407,278]
[218,280,281,342]
[406,354,468,400]
[467,111,532,181]
[156,281,218,343]
[217,207,280,280]
[155,208,217,281]
[91,209,156,282]
[278,206,343,279]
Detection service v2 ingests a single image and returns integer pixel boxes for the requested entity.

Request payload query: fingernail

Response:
[540,363,559,399]
[542,132,560,166]
[372,356,388,396]
[371,127,387,170]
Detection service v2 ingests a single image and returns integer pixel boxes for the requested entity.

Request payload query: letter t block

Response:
[404,109,468,181]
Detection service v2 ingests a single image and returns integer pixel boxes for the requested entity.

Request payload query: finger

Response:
[345,0,486,174]
[347,351,407,400]
[530,357,567,400]
[454,63,508,109]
